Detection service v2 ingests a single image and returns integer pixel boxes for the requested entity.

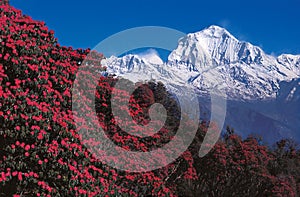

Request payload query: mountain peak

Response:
[207,25,224,30]
[104,25,300,101]
[196,25,237,40]
[168,25,268,66]
[205,25,229,33]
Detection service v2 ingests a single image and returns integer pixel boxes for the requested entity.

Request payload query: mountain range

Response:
[101,25,300,145]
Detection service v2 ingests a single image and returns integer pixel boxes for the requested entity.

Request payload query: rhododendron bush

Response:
[0,4,194,196]
[0,4,299,197]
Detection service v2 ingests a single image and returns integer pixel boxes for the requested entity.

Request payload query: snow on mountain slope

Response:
[103,54,179,84]
[168,25,299,100]
[103,25,300,101]
[277,54,300,76]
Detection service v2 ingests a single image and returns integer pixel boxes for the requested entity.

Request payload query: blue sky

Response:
[10,0,300,57]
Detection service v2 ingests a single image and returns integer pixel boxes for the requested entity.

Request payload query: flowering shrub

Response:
[0,3,299,197]
[177,127,300,196]
[0,4,195,196]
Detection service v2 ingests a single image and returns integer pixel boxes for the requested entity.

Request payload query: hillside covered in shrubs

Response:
[0,4,299,197]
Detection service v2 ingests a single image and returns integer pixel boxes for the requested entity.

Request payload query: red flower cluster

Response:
[0,4,196,196]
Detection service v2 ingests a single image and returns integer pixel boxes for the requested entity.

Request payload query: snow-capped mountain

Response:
[103,25,300,100]
[101,25,300,144]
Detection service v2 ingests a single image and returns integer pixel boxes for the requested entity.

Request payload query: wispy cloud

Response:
[135,49,164,64]
[218,19,231,29]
